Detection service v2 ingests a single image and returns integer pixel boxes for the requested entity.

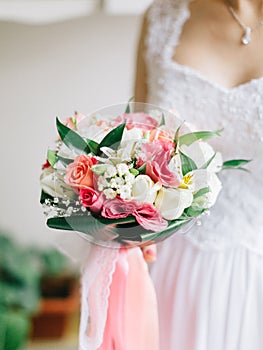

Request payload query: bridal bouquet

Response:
[40,103,249,247]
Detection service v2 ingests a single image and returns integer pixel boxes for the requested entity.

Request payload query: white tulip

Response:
[181,142,223,173]
[168,154,183,178]
[155,187,193,220]
[132,175,161,204]
[192,173,222,209]
[40,167,76,200]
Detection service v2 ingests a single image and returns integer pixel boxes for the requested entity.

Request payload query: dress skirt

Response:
[151,234,263,350]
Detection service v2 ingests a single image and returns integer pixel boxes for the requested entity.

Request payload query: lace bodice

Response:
[145,0,263,252]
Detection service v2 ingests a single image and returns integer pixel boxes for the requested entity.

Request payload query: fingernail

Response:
[145,249,156,257]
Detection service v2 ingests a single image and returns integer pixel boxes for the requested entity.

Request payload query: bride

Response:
[135,0,263,349]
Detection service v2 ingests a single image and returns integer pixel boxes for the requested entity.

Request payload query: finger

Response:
[142,244,157,263]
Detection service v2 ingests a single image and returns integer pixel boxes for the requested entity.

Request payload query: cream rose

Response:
[155,187,193,220]
[132,175,161,204]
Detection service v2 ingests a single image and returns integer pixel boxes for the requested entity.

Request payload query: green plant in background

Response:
[0,234,40,350]
[0,233,72,349]
[39,249,68,276]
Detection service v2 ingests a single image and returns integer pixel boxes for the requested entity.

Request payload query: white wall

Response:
[0,14,141,246]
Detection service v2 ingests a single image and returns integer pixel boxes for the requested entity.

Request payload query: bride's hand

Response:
[141,244,157,263]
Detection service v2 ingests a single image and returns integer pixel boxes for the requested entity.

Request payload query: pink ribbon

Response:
[98,247,159,350]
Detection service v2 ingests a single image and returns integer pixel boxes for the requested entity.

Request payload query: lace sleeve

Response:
[79,246,119,350]
[145,0,187,62]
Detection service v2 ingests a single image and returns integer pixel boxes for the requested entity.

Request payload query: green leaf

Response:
[47,215,136,232]
[91,164,108,175]
[137,163,146,174]
[185,206,206,217]
[179,129,223,146]
[47,150,58,167]
[86,139,99,155]
[179,151,198,176]
[200,152,216,169]
[174,125,182,153]
[222,159,252,170]
[49,214,154,244]
[193,187,210,199]
[124,96,134,113]
[99,122,126,151]
[56,117,91,154]
[140,218,192,242]
[159,113,165,126]
[174,125,181,144]
[57,155,74,166]
[40,190,54,204]
[130,168,139,176]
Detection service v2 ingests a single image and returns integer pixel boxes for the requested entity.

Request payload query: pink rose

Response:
[115,113,158,130]
[101,197,139,219]
[65,155,97,189]
[141,142,180,187]
[141,141,174,161]
[133,203,168,232]
[79,187,103,213]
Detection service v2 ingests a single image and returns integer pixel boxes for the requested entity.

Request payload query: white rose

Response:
[132,175,161,204]
[181,142,223,173]
[155,187,193,220]
[40,167,76,199]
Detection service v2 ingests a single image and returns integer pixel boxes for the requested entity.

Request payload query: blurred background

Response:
[0,1,152,349]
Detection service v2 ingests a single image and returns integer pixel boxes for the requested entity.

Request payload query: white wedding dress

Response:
[146,1,263,349]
